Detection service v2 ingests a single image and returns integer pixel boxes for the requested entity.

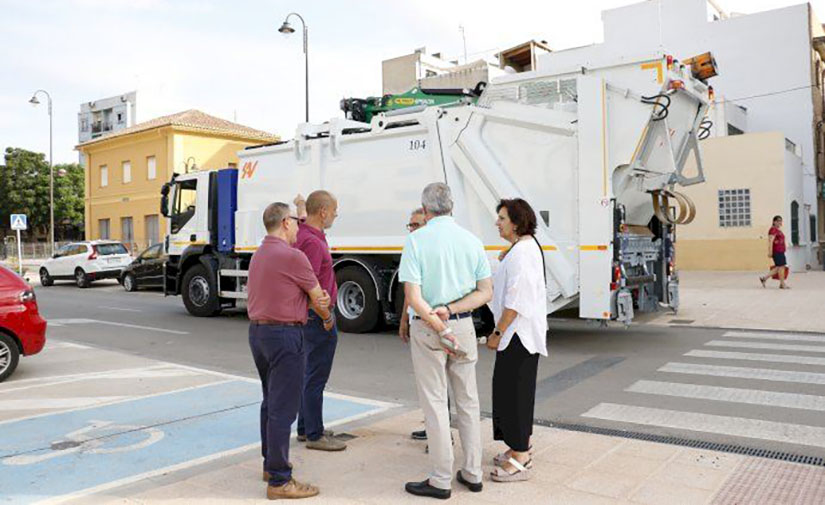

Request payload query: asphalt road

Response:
[32,280,825,462]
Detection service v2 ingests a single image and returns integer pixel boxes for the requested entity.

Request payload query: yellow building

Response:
[676,132,808,272]
[77,110,277,252]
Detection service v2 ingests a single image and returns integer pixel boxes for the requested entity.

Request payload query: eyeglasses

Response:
[406,223,423,231]
[287,216,300,222]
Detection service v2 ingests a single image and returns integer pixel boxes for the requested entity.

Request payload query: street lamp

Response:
[279,12,309,123]
[29,89,55,256]
[184,156,198,173]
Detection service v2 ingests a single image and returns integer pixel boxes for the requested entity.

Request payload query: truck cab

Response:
[161,170,234,317]
[162,172,211,257]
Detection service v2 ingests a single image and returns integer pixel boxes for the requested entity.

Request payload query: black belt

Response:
[412,312,472,321]
[251,319,303,327]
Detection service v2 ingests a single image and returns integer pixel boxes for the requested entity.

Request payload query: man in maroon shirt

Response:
[293,191,346,451]
[247,201,333,500]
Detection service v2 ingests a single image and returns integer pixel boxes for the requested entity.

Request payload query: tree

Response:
[0,147,85,240]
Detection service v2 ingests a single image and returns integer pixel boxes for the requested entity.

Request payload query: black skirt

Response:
[492,333,540,452]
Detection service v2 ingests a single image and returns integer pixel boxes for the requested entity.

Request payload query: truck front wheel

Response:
[335,266,379,333]
[182,264,220,317]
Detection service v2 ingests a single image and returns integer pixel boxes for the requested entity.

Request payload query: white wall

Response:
[536,0,819,266]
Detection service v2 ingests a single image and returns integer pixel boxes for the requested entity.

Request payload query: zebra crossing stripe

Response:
[660,362,825,385]
[722,331,825,344]
[684,350,825,367]
[626,380,825,411]
[582,403,825,448]
[706,340,825,354]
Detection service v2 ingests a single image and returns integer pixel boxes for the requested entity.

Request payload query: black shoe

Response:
[405,479,451,499]
[455,471,482,492]
[411,430,428,440]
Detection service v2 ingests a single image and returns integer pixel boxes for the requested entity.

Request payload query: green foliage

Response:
[0,147,85,237]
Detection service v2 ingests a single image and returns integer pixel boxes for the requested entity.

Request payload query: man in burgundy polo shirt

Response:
[247,202,333,500]
[293,190,346,451]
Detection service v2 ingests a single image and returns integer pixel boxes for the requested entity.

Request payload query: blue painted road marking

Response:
[0,380,390,504]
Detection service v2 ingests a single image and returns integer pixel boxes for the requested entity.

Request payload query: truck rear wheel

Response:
[182,264,220,317]
[335,266,379,333]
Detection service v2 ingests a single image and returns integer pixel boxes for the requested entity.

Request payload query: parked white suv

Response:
[39,241,132,288]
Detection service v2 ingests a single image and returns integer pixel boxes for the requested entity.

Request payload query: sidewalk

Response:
[1,257,46,283]
[637,270,825,334]
[3,340,823,504]
[62,409,825,505]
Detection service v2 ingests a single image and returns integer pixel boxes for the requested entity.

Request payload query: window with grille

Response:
[718,189,751,227]
[121,217,134,248]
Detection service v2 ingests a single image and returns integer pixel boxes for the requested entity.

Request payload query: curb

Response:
[662,323,825,337]
[548,316,825,337]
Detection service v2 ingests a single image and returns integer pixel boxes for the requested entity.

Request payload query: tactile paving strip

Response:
[711,458,825,505]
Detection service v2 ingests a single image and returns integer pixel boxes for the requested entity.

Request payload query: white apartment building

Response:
[535,0,825,269]
[78,92,138,164]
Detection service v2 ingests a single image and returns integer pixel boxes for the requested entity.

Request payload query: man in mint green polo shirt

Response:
[399,182,492,499]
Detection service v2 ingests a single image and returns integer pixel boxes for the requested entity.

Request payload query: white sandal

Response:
[493,446,533,466]
[490,457,532,482]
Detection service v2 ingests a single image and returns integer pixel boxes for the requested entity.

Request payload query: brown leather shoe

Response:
[267,478,319,499]
[306,434,346,452]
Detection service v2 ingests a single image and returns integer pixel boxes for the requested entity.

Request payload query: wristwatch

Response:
[493,328,502,337]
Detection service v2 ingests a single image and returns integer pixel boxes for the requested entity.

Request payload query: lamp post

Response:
[28,90,54,256]
[184,156,198,173]
[459,25,467,64]
[279,12,309,123]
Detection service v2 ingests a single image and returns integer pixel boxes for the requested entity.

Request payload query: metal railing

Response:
[1,239,161,260]
[1,241,72,261]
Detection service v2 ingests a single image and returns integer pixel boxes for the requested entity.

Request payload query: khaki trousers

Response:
[410,317,482,489]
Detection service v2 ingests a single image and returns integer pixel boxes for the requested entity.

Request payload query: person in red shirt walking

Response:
[247,202,333,500]
[293,191,346,451]
[759,215,790,289]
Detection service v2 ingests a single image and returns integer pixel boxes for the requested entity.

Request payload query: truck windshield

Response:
[171,179,197,234]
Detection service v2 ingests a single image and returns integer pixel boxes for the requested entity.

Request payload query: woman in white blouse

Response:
[486,198,548,483]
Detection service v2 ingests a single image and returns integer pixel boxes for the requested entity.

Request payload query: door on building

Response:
[145,215,159,246]
[98,219,111,240]
[121,217,134,251]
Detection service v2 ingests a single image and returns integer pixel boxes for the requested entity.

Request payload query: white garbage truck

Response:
[160,52,715,333]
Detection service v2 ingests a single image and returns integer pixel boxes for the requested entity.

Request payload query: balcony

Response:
[91,121,113,135]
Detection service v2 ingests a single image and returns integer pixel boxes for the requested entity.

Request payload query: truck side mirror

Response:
[160,183,170,217]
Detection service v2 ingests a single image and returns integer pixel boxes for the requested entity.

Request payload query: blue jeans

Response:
[297,311,338,441]
[248,323,305,486]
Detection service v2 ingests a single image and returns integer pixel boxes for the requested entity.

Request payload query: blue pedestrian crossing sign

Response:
[10,214,27,231]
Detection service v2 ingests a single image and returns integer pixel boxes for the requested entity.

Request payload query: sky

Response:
[2,0,824,164]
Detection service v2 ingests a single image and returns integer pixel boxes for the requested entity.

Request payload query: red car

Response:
[0,264,47,382]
